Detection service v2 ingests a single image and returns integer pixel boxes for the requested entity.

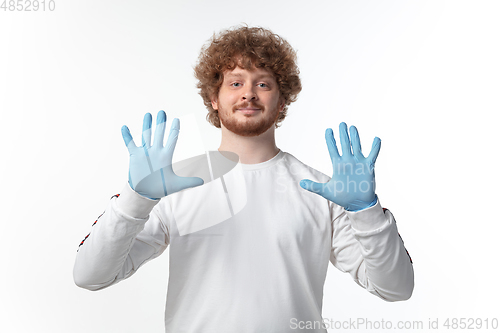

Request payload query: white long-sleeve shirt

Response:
[74,150,414,332]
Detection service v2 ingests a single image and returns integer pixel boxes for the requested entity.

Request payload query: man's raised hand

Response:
[300,122,381,211]
[121,111,204,199]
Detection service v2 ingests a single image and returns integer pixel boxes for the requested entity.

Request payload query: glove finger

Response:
[299,179,325,195]
[154,110,167,148]
[339,122,352,157]
[164,118,180,157]
[183,176,205,189]
[325,128,340,162]
[367,137,381,168]
[349,125,364,159]
[165,175,204,196]
[121,125,136,149]
[142,113,152,148]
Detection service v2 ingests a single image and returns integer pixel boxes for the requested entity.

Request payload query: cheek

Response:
[218,90,236,105]
[268,94,281,108]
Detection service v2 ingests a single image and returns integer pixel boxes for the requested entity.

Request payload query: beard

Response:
[218,100,281,137]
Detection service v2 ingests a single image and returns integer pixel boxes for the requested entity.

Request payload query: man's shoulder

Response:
[280,151,331,183]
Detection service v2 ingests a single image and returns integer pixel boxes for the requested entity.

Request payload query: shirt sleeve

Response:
[329,198,414,301]
[73,183,170,291]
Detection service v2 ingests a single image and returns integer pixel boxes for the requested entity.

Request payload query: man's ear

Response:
[211,97,218,111]
[279,99,285,112]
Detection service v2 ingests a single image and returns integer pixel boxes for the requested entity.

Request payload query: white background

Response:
[1,0,499,332]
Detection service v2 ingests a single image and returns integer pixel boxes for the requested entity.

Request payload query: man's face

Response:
[212,66,284,137]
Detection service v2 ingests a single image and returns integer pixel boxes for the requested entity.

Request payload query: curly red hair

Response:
[194,25,302,128]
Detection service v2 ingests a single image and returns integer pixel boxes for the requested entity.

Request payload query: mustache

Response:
[232,101,265,111]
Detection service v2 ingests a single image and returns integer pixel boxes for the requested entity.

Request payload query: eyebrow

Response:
[225,73,275,80]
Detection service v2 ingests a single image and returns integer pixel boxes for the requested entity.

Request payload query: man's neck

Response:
[218,124,280,164]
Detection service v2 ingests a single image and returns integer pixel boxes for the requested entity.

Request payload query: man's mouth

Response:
[235,104,262,114]
[237,108,260,112]
[237,109,260,115]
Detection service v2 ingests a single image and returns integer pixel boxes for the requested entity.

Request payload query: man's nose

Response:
[242,85,257,101]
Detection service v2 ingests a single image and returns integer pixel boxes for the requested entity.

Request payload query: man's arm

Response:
[330,200,414,301]
[300,122,413,301]
[74,111,204,290]
[73,183,167,290]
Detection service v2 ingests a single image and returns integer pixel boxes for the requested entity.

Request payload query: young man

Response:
[74,26,414,332]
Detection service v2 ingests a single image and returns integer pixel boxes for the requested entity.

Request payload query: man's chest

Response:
[167,182,332,263]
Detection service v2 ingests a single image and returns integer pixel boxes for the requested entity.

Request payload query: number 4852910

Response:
[1,0,56,11]
[443,318,499,330]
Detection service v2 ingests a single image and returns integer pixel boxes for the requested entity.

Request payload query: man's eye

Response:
[231,83,241,87]
[258,83,268,88]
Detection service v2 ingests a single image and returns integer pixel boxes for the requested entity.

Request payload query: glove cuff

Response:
[345,195,378,212]
[115,182,160,219]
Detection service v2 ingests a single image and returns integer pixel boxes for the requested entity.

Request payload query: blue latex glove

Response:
[121,111,204,199]
[300,122,381,212]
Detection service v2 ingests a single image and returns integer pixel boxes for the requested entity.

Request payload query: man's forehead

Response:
[223,66,275,79]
